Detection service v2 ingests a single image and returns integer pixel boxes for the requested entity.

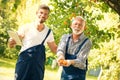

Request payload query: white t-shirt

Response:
[18,22,54,52]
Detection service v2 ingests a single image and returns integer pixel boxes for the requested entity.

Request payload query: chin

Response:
[40,22,44,23]
[40,20,45,23]
[74,34,80,36]
[73,31,81,34]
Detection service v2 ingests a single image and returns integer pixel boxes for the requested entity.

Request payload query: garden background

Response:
[0,0,120,80]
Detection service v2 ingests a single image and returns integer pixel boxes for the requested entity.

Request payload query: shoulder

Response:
[44,26,51,31]
[61,34,70,38]
[84,37,92,48]
[88,38,92,45]
[60,34,71,42]
[81,33,92,46]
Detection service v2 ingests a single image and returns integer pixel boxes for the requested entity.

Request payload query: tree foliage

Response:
[0,0,19,57]
[47,0,120,79]
[47,0,115,48]
[103,0,120,16]
[0,0,120,79]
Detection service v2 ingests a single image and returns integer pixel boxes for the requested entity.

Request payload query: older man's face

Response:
[70,19,85,35]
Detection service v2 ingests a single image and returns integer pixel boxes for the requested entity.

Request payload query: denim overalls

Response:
[15,29,51,80]
[61,36,88,80]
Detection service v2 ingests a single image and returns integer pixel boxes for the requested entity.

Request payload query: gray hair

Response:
[72,16,85,27]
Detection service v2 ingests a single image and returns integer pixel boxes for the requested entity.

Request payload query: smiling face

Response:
[70,16,85,35]
[36,9,49,23]
[36,4,50,24]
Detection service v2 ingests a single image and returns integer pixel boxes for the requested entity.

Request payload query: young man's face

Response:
[70,19,85,35]
[36,9,49,23]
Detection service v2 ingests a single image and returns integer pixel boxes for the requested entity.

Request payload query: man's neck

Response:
[72,33,81,42]
[37,23,45,32]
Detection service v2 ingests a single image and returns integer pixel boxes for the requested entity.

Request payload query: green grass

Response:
[87,75,97,80]
[0,58,15,68]
[0,58,97,80]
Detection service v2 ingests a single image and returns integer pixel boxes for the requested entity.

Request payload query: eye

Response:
[73,22,78,25]
[78,24,82,26]
[40,12,43,14]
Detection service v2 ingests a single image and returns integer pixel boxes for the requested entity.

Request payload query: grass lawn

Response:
[0,58,97,80]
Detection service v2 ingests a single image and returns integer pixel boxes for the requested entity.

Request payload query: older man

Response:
[57,16,92,80]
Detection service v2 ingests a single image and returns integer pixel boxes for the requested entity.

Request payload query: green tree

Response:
[48,0,114,47]
[47,0,120,79]
[103,0,120,15]
[0,0,21,58]
[0,0,120,79]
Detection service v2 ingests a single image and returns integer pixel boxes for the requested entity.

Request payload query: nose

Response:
[41,13,46,18]
[38,13,44,18]
[41,14,44,17]
[75,24,80,28]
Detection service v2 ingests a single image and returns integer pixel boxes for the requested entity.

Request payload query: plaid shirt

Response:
[57,33,92,70]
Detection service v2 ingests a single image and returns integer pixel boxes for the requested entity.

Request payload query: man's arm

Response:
[8,33,24,48]
[47,41,57,54]
[56,34,68,66]
[8,38,16,48]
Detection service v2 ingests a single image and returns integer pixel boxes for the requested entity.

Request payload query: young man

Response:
[57,16,92,80]
[8,4,57,80]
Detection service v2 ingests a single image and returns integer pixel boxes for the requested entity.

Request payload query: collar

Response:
[69,32,85,41]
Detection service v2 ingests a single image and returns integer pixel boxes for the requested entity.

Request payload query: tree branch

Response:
[104,0,120,16]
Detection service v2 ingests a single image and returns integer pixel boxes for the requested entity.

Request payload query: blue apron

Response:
[15,29,51,80]
[61,36,88,80]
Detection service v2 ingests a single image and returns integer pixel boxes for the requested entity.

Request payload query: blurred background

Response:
[0,0,120,80]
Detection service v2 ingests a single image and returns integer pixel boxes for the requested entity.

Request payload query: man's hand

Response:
[58,60,74,67]
[8,38,16,48]
[57,53,65,66]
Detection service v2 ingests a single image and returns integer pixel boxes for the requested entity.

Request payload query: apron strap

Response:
[75,38,88,55]
[41,29,51,44]
[65,36,71,53]
[65,36,88,70]
[65,35,88,55]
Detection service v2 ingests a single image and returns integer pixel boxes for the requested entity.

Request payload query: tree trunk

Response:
[103,0,120,16]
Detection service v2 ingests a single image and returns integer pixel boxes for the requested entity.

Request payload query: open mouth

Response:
[74,29,80,32]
